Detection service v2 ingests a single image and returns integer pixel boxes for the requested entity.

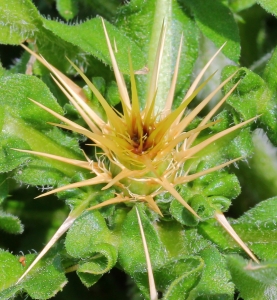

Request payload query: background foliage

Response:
[1,0,277,299]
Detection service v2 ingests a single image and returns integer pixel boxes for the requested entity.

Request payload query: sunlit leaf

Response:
[56,0,78,21]
[0,0,42,44]
[257,0,277,17]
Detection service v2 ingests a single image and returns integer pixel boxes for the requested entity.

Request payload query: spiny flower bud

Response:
[15,18,258,283]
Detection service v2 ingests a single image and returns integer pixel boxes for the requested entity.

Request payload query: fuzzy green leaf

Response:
[199,218,240,255]
[221,129,254,159]
[155,221,211,259]
[0,74,86,178]
[77,243,118,287]
[244,131,277,201]
[171,194,231,227]
[200,197,277,260]
[212,110,233,133]
[0,210,23,234]
[1,113,84,179]
[43,17,145,74]
[155,221,191,258]
[0,250,67,299]
[10,128,83,188]
[202,174,240,199]
[0,285,22,300]
[170,166,240,226]
[13,157,65,187]
[156,256,203,300]
[0,74,63,128]
[65,209,117,287]
[260,47,277,145]
[56,0,78,21]
[65,210,112,258]
[186,0,240,62]
[232,197,277,260]
[222,66,265,120]
[22,256,67,299]
[262,102,277,147]
[0,250,25,292]
[0,0,42,44]
[119,205,166,275]
[227,255,277,300]
[170,198,199,227]
[263,47,277,91]
[257,0,277,16]
[128,255,204,300]
[0,133,30,172]
[32,30,84,74]
[190,127,254,171]
[187,246,234,300]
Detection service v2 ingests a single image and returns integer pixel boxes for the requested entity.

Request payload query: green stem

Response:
[65,264,79,273]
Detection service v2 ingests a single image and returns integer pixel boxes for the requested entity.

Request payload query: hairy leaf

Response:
[65,210,112,258]
[257,0,277,16]
[43,17,145,74]
[0,74,63,128]
[260,47,277,145]
[232,197,277,260]
[227,255,277,300]
[119,205,166,274]
[77,243,117,287]
[188,246,234,299]
[56,0,78,21]
[0,250,67,299]
[156,256,203,300]
[0,210,23,234]
[186,0,240,62]
[0,0,42,44]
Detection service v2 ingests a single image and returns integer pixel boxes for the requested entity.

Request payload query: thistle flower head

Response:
[15,19,259,285]
[18,20,257,218]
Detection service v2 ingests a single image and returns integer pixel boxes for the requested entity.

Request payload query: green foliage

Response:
[186,0,240,62]
[200,197,277,262]
[258,0,277,16]
[260,47,277,145]
[188,246,234,299]
[43,17,146,74]
[227,255,277,300]
[56,0,79,21]
[170,170,240,226]
[0,248,67,299]
[65,210,117,287]
[0,210,23,234]
[0,0,41,44]
[1,0,277,299]
[233,197,277,261]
